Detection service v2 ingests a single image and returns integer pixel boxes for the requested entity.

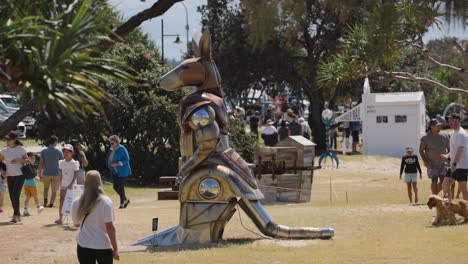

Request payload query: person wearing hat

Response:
[261,119,278,147]
[400,147,422,204]
[419,118,450,195]
[441,113,468,200]
[0,131,29,223]
[283,109,294,123]
[55,144,79,225]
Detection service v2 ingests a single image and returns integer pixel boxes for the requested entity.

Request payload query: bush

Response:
[228,116,258,163]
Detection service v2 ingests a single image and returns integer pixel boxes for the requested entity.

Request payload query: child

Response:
[400,147,422,204]
[23,152,44,216]
[55,144,79,225]
[0,162,6,213]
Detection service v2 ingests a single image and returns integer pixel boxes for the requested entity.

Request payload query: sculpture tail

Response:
[238,199,334,239]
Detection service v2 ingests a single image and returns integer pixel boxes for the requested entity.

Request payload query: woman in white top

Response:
[72,170,119,263]
[0,131,29,223]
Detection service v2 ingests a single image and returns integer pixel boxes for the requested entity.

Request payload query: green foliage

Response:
[34,38,187,183]
[0,0,132,116]
[228,117,258,163]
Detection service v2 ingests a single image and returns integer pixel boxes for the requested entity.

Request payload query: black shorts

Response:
[345,128,351,137]
[351,130,359,142]
[447,169,468,182]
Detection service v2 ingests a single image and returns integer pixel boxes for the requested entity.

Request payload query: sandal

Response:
[124,199,130,208]
[54,219,63,225]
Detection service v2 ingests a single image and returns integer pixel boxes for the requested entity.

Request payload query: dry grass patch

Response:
[1,155,467,264]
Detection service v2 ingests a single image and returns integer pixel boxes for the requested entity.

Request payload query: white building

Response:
[335,78,426,157]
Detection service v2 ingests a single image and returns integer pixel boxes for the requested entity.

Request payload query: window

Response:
[395,115,407,123]
[376,116,388,123]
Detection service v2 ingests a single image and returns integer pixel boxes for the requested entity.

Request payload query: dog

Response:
[426,195,468,225]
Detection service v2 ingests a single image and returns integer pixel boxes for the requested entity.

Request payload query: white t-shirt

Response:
[72,195,115,250]
[449,128,468,169]
[59,159,79,188]
[0,146,27,176]
[262,125,278,135]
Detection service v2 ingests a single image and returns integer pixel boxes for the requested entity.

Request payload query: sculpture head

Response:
[160,30,221,91]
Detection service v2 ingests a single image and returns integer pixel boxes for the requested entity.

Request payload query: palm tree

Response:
[0,0,133,136]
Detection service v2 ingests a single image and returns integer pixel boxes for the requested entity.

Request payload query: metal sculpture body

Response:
[133,31,334,246]
[318,108,339,168]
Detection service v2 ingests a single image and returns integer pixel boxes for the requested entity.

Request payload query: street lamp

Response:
[161,19,181,63]
[180,2,189,54]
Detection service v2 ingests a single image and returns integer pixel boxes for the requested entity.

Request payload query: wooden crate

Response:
[254,136,316,204]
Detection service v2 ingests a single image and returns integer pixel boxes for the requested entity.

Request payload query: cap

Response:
[62,144,74,153]
[405,147,413,152]
[428,119,443,127]
[266,119,273,125]
[287,109,293,113]
[448,113,460,120]
[4,131,18,140]
[254,111,260,115]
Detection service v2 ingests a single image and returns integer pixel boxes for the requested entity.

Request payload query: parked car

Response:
[0,103,27,138]
[0,94,36,132]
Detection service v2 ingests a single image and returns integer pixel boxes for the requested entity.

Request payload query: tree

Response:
[318,2,467,96]
[34,39,186,182]
[0,0,132,136]
[0,0,183,137]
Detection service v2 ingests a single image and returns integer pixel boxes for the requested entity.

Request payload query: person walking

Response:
[72,170,119,263]
[0,131,29,223]
[55,144,79,225]
[342,121,351,154]
[400,147,422,204]
[0,162,6,214]
[441,113,468,200]
[107,135,131,209]
[419,119,450,195]
[39,135,64,207]
[23,152,45,216]
[71,139,89,185]
[261,120,278,147]
[351,121,361,153]
[249,111,261,135]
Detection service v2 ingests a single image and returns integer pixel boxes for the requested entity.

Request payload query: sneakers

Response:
[23,209,31,217]
[37,206,44,214]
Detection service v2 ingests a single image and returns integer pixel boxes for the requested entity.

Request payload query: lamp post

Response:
[318,107,339,168]
[161,19,181,63]
[180,2,189,54]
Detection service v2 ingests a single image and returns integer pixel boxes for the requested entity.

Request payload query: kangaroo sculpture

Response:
[133,31,334,246]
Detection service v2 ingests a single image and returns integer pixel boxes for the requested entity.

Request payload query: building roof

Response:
[373,92,424,104]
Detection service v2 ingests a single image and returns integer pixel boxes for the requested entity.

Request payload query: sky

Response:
[108,0,466,61]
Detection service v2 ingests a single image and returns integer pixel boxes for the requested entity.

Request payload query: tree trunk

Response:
[307,88,326,151]
[0,99,38,137]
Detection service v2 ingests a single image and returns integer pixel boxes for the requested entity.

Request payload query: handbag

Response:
[21,163,36,179]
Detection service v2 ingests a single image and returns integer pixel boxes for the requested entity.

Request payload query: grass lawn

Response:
[0,154,467,264]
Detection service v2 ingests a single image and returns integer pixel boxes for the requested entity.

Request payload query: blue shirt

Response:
[40,146,64,176]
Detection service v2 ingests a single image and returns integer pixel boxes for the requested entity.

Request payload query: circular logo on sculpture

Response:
[198,178,221,199]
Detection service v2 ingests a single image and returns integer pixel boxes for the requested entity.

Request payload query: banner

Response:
[61,184,84,216]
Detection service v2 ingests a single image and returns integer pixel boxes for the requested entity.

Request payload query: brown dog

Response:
[427,195,468,225]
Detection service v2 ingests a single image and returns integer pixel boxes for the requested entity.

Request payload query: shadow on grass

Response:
[425,220,468,228]
[42,223,78,231]
[136,238,262,253]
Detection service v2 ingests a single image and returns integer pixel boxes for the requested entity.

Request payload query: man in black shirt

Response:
[400,147,422,204]
[288,114,303,136]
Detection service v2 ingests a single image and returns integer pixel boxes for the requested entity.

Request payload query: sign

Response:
[61,184,84,216]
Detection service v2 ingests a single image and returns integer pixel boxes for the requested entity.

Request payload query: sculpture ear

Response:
[192,38,200,57]
[199,30,212,60]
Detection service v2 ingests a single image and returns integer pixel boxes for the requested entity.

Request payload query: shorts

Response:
[24,185,38,197]
[427,166,447,184]
[345,128,351,138]
[404,173,418,183]
[447,169,468,182]
[0,178,5,192]
[352,130,359,143]
[43,176,61,188]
